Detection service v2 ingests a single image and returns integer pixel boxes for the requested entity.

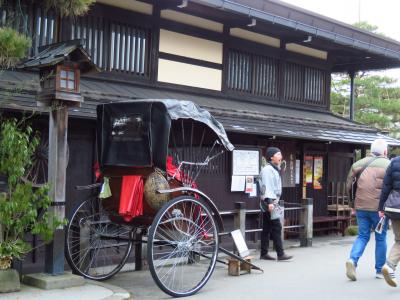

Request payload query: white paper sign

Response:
[249,183,257,197]
[295,159,300,184]
[231,229,250,258]
[231,176,245,192]
[232,150,260,176]
[245,176,254,193]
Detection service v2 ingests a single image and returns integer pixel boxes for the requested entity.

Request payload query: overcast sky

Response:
[281,0,400,81]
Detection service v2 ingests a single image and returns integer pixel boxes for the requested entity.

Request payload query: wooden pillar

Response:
[300,198,313,247]
[349,71,355,121]
[361,146,367,159]
[44,103,68,275]
[234,202,246,237]
[149,2,160,84]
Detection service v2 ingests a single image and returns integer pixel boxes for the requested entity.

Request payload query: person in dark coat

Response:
[379,156,400,287]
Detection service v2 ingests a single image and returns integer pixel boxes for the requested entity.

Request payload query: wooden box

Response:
[228,257,252,276]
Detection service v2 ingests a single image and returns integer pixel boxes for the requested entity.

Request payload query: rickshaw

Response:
[65,99,238,297]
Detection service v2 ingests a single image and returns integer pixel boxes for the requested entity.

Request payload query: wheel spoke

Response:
[149,196,218,297]
[65,198,133,280]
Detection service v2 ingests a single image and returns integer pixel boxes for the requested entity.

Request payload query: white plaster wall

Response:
[158,59,222,91]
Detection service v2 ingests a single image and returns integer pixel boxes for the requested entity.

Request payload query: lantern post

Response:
[19,40,98,277]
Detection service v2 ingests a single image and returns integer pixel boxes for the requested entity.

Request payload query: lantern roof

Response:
[18,39,99,74]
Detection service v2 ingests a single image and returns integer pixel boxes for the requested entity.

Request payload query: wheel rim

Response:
[149,197,218,296]
[66,198,133,280]
[21,133,70,188]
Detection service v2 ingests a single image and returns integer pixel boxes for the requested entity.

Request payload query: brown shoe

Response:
[277,254,293,261]
[260,254,276,261]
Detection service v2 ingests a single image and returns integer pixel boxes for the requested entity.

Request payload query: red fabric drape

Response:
[119,175,144,222]
[166,155,181,181]
[94,161,102,181]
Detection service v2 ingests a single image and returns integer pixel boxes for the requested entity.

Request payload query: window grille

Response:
[284,62,326,105]
[71,15,150,76]
[227,49,278,98]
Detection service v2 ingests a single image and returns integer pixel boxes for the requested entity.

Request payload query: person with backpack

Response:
[378,155,400,287]
[345,139,390,281]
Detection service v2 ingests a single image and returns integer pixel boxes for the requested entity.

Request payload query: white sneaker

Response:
[376,272,384,279]
[346,259,357,281]
[382,264,397,287]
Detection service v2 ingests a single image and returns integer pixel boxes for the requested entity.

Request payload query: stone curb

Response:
[87,280,132,300]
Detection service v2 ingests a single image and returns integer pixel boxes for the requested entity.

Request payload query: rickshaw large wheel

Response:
[65,197,133,281]
[148,195,219,297]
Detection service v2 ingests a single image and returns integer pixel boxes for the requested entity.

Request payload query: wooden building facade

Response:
[2,0,400,272]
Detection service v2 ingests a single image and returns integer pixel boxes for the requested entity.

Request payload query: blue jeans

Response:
[349,210,388,272]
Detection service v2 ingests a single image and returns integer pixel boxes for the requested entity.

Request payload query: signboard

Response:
[245,176,254,193]
[231,176,245,192]
[304,156,313,184]
[295,159,300,185]
[232,150,260,176]
[313,156,324,190]
[281,153,296,188]
[231,229,250,258]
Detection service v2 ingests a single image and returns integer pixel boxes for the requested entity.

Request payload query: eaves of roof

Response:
[0,70,399,146]
[193,0,400,67]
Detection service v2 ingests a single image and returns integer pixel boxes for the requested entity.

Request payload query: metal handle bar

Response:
[75,182,102,190]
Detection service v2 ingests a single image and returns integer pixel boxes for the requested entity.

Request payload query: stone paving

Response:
[107,233,400,300]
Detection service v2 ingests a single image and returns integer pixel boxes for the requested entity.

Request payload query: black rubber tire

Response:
[148,195,219,297]
[65,197,133,280]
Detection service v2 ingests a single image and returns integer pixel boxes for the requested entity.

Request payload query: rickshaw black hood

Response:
[97,99,234,170]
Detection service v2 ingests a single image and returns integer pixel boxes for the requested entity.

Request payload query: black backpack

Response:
[384,190,400,220]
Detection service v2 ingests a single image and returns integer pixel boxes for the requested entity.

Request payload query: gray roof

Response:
[193,0,400,71]
[18,39,99,74]
[0,70,399,146]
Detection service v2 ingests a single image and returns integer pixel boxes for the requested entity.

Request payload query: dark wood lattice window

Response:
[283,62,304,103]
[71,15,151,77]
[227,50,252,93]
[227,49,278,99]
[0,1,57,56]
[284,62,326,106]
[304,67,325,104]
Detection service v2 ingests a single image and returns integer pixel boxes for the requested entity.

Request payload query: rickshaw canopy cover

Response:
[97,99,234,170]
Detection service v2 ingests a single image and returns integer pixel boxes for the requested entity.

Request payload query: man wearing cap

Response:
[259,147,293,261]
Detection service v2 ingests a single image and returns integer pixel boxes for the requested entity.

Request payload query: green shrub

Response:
[0,119,66,265]
[44,0,95,17]
[0,27,31,69]
[345,225,358,236]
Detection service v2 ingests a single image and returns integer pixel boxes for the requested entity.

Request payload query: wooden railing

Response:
[220,198,314,247]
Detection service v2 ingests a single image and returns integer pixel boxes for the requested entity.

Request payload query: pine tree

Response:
[331,22,400,138]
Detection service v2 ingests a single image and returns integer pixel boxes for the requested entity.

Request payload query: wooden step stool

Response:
[228,256,252,276]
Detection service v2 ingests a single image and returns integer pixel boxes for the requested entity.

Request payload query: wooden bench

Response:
[313,215,351,236]
[327,182,352,218]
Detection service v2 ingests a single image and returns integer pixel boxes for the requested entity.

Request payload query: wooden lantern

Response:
[19,39,99,108]
[38,62,83,107]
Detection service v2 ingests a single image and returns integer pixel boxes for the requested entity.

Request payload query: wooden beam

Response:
[221,24,230,93]
[44,102,69,275]
[150,2,161,84]
[158,52,222,70]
